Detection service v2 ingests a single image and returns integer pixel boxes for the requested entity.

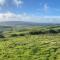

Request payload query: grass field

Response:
[0,26,60,60]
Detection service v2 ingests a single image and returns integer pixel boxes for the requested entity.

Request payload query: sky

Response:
[0,0,60,23]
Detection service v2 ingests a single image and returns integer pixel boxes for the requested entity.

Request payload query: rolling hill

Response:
[0,21,60,26]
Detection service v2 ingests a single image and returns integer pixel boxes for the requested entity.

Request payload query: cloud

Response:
[0,12,16,21]
[14,0,23,8]
[36,3,49,15]
[0,12,33,22]
[0,0,23,8]
[44,3,48,13]
[0,12,60,23]
[0,0,5,6]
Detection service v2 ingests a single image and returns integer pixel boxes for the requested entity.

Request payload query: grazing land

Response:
[0,25,60,60]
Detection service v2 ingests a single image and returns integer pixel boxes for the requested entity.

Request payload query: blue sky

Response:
[0,0,60,23]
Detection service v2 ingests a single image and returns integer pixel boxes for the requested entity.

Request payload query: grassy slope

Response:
[0,34,60,60]
[0,26,60,60]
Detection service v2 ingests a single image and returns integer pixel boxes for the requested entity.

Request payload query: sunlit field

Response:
[0,26,60,60]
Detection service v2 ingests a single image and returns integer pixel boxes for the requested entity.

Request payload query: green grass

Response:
[0,34,60,60]
[0,26,60,60]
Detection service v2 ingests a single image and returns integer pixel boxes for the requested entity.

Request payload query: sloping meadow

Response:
[0,26,60,60]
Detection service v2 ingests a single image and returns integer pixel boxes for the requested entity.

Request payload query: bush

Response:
[11,34,18,37]
[0,34,5,38]
[19,33,25,36]
[57,29,60,33]
[47,29,58,34]
[29,31,45,35]
[29,29,59,35]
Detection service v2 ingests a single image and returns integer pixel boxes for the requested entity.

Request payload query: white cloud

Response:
[0,12,16,21]
[0,0,23,8]
[0,12,60,23]
[0,0,5,6]
[14,0,23,8]
[36,3,49,14]
[0,12,33,22]
[44,3,48,13]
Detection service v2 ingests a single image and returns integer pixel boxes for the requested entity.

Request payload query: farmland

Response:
[0,25,60,60]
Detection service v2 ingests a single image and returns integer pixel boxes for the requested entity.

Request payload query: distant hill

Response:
[0,21,60,32]
[0,21,40,26]
[0,21,60,26]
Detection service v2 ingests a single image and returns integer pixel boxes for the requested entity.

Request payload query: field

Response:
[0,26,60,60]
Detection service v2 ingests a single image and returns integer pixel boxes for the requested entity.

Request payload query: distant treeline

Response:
[0,27,60,38]
[29,29,60,35]
[10,29,60,37]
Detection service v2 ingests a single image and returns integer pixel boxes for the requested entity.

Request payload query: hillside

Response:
[0,26,60,60]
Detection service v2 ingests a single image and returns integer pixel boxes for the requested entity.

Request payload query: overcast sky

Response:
[0,0,60,23]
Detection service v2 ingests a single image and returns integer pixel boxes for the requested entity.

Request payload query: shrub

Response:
[0,34,5,38]
[29,31,45,35]
[19,33,25,36]
[47,29,58,34]
[11,34,18,37]
[57,29,60,33]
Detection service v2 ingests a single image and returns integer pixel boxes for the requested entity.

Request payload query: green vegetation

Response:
[0,25,60,60]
